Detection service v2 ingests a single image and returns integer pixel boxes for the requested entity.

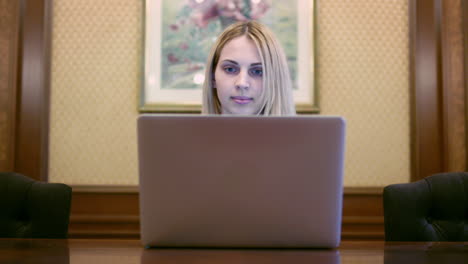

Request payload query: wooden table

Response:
[1,239,467,263]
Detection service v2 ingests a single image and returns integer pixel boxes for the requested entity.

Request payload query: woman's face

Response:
[213,35,264,115]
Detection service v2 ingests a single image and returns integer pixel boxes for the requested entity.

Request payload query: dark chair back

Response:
[0,172,72,238]
[383,172,468,241]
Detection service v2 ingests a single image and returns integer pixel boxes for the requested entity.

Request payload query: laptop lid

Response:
[137,115,346,248]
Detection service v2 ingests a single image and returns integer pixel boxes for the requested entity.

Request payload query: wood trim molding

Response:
[68,215,385,240]
[410,0,467,180]
[14,0,52,181]
[70,185,384,195]
[441,0,466,172]
[343,187,383,195]
[464,0,468,168]
[72,185,139,194]
[69,188,384,240]
[69,191,140,239]
[0,0,20,171]
[410,0,444,181]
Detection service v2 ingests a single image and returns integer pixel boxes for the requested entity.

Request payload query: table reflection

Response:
[141,248,340,264]
[1,239,468,264]
[0,239,69,264]
[384,242,468,264]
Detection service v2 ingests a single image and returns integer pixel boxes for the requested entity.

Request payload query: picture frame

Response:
[141,0,318,113]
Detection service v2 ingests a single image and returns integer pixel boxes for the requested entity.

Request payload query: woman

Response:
[202,21,295,115]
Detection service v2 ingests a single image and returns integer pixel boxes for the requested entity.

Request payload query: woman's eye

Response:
[223,66,238,74]
[250,68,263,77]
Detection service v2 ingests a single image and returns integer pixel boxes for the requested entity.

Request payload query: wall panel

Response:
[14,0,52,181]
[441,0,466,172]
[49,0,141,184]
[0,0,19,171]
[319,0,410,186]
[69,187,384,240]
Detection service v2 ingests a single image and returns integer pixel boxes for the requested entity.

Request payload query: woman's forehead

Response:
[218,35,261,64]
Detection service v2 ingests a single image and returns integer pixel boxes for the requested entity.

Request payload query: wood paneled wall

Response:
[410,0,467,181]
[0,0,19,171]
[14,0,52,182]
[441,0,466,172]
[0,0,52,180]
[68,186,384,240]
[464,0,468,163]
[5,0,467,240]
[410,0,444,181]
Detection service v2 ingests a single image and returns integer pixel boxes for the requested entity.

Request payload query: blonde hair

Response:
[202,21,295,115]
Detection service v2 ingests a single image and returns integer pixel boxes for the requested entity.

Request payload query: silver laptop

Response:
[137,115,346,248]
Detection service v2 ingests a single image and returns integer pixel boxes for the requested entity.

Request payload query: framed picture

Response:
[141,0,317,113]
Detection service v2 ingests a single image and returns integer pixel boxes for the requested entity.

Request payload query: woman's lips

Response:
[231,96,253,105]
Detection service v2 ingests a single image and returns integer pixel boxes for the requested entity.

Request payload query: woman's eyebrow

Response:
[221,59,239,65]
[221,60,262,66]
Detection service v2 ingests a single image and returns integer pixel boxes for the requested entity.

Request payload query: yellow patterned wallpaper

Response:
[318,0,410,186]
[49,0,142,184]
[49,0,410,186]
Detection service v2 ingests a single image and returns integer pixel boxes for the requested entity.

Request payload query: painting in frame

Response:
[141,0,317,113]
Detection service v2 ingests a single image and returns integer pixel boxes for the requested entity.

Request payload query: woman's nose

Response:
[235,70,250,90]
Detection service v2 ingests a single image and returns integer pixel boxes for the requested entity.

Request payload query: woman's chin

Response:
[222,109,257,115]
